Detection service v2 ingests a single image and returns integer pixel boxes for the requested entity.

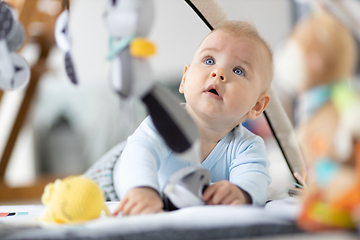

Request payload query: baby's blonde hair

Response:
[214,20,274,91]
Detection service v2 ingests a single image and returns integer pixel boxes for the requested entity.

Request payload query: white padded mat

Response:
[0,198,301,238]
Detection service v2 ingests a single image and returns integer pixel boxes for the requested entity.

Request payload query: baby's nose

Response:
[211,70,225,81]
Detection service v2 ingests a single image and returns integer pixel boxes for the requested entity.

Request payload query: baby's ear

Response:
[179,64,190,94]
[247,93,271,120]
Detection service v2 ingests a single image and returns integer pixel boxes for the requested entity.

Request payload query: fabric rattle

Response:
[40,176,111,224]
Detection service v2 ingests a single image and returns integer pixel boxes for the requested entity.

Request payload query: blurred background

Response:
[0,0,359,203]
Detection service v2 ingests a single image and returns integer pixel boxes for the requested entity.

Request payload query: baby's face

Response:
[180,29,270,128]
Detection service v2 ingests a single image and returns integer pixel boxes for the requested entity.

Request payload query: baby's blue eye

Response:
[204,58,215,65]
[234,68,244,76]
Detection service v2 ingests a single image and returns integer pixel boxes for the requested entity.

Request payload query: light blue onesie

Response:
[113,116,271,206]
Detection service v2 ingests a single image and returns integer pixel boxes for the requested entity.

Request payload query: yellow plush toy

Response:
[40,176,111,224]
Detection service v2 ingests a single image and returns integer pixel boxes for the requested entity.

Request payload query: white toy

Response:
[54,0,77,85]
[0,2,30,90]
[163,166,210,210]
[103,0,200,164]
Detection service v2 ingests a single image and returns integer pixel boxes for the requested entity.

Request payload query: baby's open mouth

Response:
[208,89,219,96]
[205,84,222,100]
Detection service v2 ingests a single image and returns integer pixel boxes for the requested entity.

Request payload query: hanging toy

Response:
[54,0,77,85]
[104,0,200,163]
[40,176,111,224]
[0,1,30,90]
[163,166,210,211]
[296,82,360,231]
[297,140,360,231]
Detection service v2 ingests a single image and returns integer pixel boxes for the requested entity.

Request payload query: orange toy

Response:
[297,142,360,231]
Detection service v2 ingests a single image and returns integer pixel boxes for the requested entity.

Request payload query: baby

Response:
[111,20,274,216]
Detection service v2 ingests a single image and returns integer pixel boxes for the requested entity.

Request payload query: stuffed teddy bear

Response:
[275,10,360,231]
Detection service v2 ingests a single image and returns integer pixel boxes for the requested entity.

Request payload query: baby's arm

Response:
[114,187,163,216]
[226,128,271,206]
[202,180,251,205]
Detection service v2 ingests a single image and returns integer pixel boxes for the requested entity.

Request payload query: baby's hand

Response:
[202,180,251,205]
[114,187,164,216]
